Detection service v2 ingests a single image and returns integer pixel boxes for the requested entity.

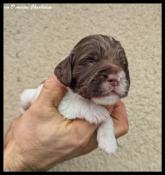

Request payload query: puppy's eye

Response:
[79,57,97,66]
[86,57,97,64]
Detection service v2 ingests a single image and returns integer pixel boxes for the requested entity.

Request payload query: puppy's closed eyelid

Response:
[87,58,97,63]
[79,57,97,65]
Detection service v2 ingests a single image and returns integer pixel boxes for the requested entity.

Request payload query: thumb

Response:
[106,105,114,114]
[37,75,66,107]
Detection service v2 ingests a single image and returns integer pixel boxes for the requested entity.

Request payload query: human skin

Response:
[4,75,128,171]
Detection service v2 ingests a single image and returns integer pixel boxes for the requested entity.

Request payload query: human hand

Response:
[4,75,128,171]
[4,75,97,171]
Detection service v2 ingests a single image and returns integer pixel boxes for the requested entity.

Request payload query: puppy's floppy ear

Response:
[54,54,73,87]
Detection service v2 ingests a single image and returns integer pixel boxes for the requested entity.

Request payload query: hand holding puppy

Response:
[4,75,128,171]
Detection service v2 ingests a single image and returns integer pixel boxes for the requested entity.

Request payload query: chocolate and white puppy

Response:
[20,34,130,154]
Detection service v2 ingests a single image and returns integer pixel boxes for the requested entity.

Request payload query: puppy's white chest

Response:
[58,88,110,124]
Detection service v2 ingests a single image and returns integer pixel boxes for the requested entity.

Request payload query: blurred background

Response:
[4,4,161,171]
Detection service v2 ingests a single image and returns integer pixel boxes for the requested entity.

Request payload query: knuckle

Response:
[119,100,125,108]
[75,137,88,149]
[121,124,129,135]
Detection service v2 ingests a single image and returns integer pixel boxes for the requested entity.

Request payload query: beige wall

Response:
[4,4,161,171]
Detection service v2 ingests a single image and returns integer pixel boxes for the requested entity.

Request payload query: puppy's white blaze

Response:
[118,78,128,94]
[117,71,128,95]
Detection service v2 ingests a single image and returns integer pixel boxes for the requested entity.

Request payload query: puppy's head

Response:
[55,34,130,105]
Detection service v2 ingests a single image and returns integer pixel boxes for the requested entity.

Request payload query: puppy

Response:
[20,34,130,154]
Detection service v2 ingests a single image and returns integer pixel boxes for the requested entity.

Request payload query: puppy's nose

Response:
[108,78,119,86]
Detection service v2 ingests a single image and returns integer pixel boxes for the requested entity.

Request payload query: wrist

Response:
[4,142,28,171]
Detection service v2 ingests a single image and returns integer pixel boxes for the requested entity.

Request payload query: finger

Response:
[81,130,98,154]
[106,100,123,114]
[65,125,98,161]
[72,119,98,138]
[111,100,127,121]
[114,100,125,108]
[106,105,114,113]
[110,100,129,138]
[63,130,97,162]
[37,75,66,107]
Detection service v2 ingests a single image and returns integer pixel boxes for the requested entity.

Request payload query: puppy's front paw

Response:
[98,135,117,154]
